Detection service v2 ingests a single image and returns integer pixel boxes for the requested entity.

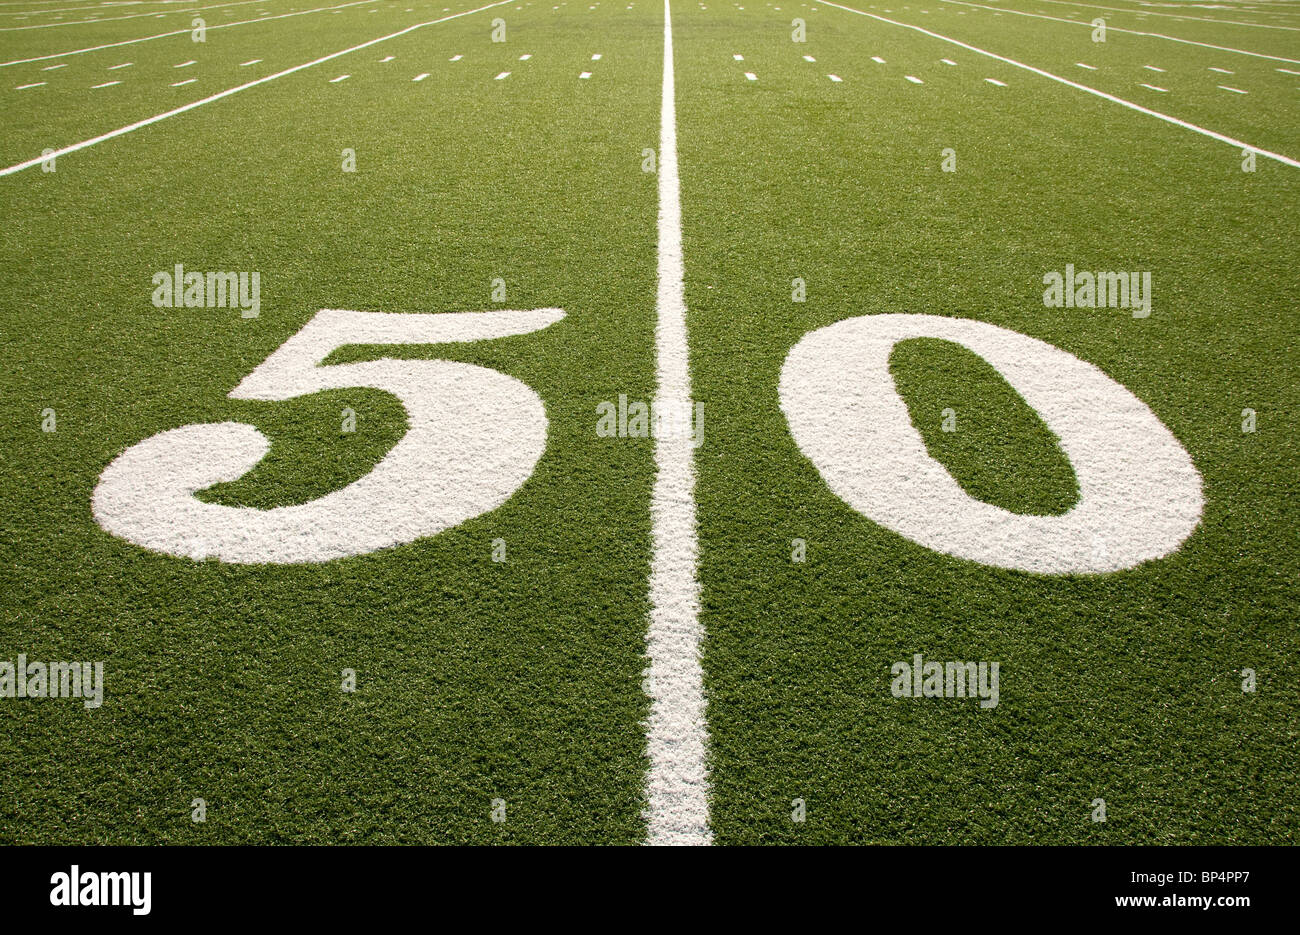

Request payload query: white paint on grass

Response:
[1075,61,1096,69]
[803,54,815,61]
[329,73,349,81]
[1278,67,1300,75]
[871,55,885,62]
[494,70,510,78]
[1218,84,1247,93]
[645,0,709,847]
[940,57,955,65]
[745,70,756,79]
[519,52,531,59]
[41,63,66,70]
[1208,66,1232,74]
[905,74,922,82]
[1140,82,1167,92]
[380,54,394,61]
[0,0,518,175]
[733,53,743,59]
[14,81,44,88]
[413,72,429,80]
[984,77,1005,85]
[814,0,1300,168]
[828,72,842,80]
[579,70,591,77]
[1142,64,1164,72]
[174,60,196,68]
[780,314,1204,574]
[171,78,197,86]
[450,54,463,60]
[94,309,565,564]
[91,80,119,88]
[109,62,133,69]
[239,59,261,66]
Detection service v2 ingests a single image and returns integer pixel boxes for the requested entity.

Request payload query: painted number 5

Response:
[93,308,565,563]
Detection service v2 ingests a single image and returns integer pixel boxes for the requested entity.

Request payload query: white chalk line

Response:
[645,0,710,847]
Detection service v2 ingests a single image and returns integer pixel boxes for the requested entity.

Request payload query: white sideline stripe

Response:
[579,70,591,77]
[413,71,428,80]
[0,0,517,176]
[0,1,381,68]
[171,78,196,86]
[15,81,44,88]
[646,0,709,847]
[745,70,756,79]
[91,80,119,87]
[905,74,922,82]
[815,1,1300,167]
[1076,61,1096,69]
[1031,0,1300,31]
[1140,82,1167,92]
[329,73,350,81]
[0,0,269,31]
[1218,84,1247,93]
[985,77,1005,85]
[828,72,842,80]
[239,59,260,66]
[494,70,509,78]
[935,0,1300,64]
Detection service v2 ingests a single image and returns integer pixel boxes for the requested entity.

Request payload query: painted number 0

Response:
[93,308,565,563]
[780,314,1203,574]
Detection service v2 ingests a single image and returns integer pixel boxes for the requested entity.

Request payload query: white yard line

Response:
[935,0,1300,65]
[646,0,709,847]
[745,70,756,79]
[239,59,261,66]
[91,80,119,88]
[1142,65,1164,72]
[940,58,955,65]
[985,77,1006,85]
[494,70,509,78]
[329,73,350,82]
[412,71,429,80]
[0,1,380,68]
[1218,84,1247,93]
[579,70,591,77]
[1208,67,1233,74]
[14,81,44,88]
[1076,62,1096,69]
[0,0,517,176]
[816,0,1300,168]
[905,74,923,83]
[828,72,842,80]
[171,78,197,86]
[803,54,815,61]
[41,62,65,70]
[1140,82,1168,92]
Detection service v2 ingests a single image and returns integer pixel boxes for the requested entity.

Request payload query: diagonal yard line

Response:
[0,0,516,177]
[0,0,381,67]
[0,0,271,31]
[936,0,1300,64]
[645,0,710,847]
[816,0,1300,168]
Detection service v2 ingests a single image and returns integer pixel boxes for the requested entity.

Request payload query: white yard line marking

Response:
[494,70,509,78]
[413,71,429,80]
[940,57,955,64]
[450,53,463,60]
[1,1,381,68]
[91,79,119,87]
[985,77,1005,85]
[803,54,815,61]
[1142,64,1164,72]
[0,0,518,176]
[592,53,602,59]
[239,59,260,66]
[1277,67,1300,75]
[816,0,1300,167]
[646,0,709,848]
[733,53,743,60]
[1208,67,1233,74]
[171,77,196,86]
[15,81,44,88]
[1076,61,1096,69]
[1218,84,1247,93]
[828,72,842,80]
[935,0,1300,64]
[380,54,394,61]
[329,73,350,81]
[871,55,885,62]
[745,70,756,79]
[41,62,65,70]
[0,0,268,32]
[174,60,196,68]
[519,52,531,59]
[579,70,591,77]
[905,74,923,82]
[109,61,133,69]
[1140,82,1168,91]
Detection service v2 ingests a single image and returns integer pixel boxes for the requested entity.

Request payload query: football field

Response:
[0,0,1296,845]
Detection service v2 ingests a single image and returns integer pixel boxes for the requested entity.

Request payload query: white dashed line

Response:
[985,77,1006,85]
[1208,67,1232,74]
[450,54,463,61]
[41,63,66,70]
[15,81,44,89]
[380,55,394,62]
[174,60,196,68]
[519,53,531,59]
[1218,84,1247,93]
[592,53,602,59]
[91,80,119,88]
[905,74,923,83]
[239,59,261,66]
[1076,62,1096,70]
[1140,82,1168,92]
[733,53,743,60]
[941,58,956,65]
[1277,67,1300,75]
[745,71,757,79]
[171,78,196,86]
[803,54,815,61]
[579,70,592,77]
[1143,65,1165,72]
[494,70,510,79]
[109,62,133,69]
[413,72,429,80]
[828,73,842,81]
[871,55,885,63]
[329,73,350,82]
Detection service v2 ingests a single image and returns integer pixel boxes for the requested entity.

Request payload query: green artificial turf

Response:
[1,0,1296,844]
